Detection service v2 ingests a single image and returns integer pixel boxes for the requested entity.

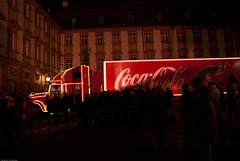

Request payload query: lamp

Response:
[46,76,50,82]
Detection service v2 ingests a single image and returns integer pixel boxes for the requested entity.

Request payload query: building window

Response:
[97,58,104,69]
[210,52,218,58]
[23,39,29,56]
[57,57,61,69]
[157,14,162,22]
[130,56,137,60]
[44,50,48,64]
[224,30,232,41]
[35,45,40,60]
[35,11,40,26]
[51,28,55,39]
[208,30,216,41]
[44,21,48,32]
[193,31,201,41]
[99,16,104,24]
[66,35,72,45]
[145,32,152,43]
[114,57,121,61]
[97,33,103,44]
[51,54,55,66]
[147,56,154,59]
[72,17,78,26]
[179,55,187,58]
[23,83,29,98]
[66,59,72,69]
[177,31,185,41]
[24,1,30,17]
[81,58,89,66]
[185,13,190,22]
[163,55,170,59]
[128,15,133,23]
[113,32,120,43]
[129,32,136,43]
[8,31,15,50]
[195,53,202,58]
[161,31,169,42]
[226,52,234,57]
[57,33,60,43]
[81,34,88,45]
[8,81,15,95]
[8,0,15,6]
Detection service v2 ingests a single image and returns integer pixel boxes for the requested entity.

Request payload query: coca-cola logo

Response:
[114,67,187,91]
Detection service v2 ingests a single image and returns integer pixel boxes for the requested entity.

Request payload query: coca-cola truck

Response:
[29,65,90,112]
[30,57,240,112]
[103,57,240,95]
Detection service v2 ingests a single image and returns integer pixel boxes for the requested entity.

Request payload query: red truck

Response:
[30,57,240,112]
[29,65,90,112]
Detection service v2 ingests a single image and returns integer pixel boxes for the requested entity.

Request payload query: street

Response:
[0,110,240,161]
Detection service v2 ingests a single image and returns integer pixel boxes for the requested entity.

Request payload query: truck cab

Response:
[29,65,90,112]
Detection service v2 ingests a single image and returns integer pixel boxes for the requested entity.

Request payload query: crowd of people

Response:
[0,79,240,161]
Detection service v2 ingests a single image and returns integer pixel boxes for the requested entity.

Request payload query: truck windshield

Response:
[50,85,60,93]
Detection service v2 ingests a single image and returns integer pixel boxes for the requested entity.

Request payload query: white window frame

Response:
[113,32,120,43]
[8,31,15,50]
[130,56,137,60]
[177,31,184,41]
[145,32,152,43]
[66,35,72,45]
[35,45,40,60]
[161,31,169,42]
[8,0,15,6]
[44,50,48,64]
[51,53,55,67]
[8,81,14,95]
[193,31,201,41]
[114,57,121,61]
[66,59,72,69]
[44,21,48,32]
[35,11,40,26]
[97,58,104,69]
[81,34,88,45]
[129,32,136,43]
[24,83,29,98]
[97,33,103,44]
[81,58,89,66]
[163,55,170,59]
[147,56,154,59]
[208,30,216,41]
[51,28,55,39]
[224,30,232,41]
[23,39,29,56]
[24,1,30,17]
[179,54,187,59]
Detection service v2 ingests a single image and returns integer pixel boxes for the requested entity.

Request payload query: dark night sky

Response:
[37,0,237,15]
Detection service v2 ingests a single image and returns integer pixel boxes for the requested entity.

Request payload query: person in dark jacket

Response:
[192,86,218,161]
[22,97,35,129]
[181,83,194,153]
[75,92,82,128]
[153,86,168,149]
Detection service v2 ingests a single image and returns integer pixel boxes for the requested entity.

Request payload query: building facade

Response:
[0,0,239,97]
[0,0,62,97]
